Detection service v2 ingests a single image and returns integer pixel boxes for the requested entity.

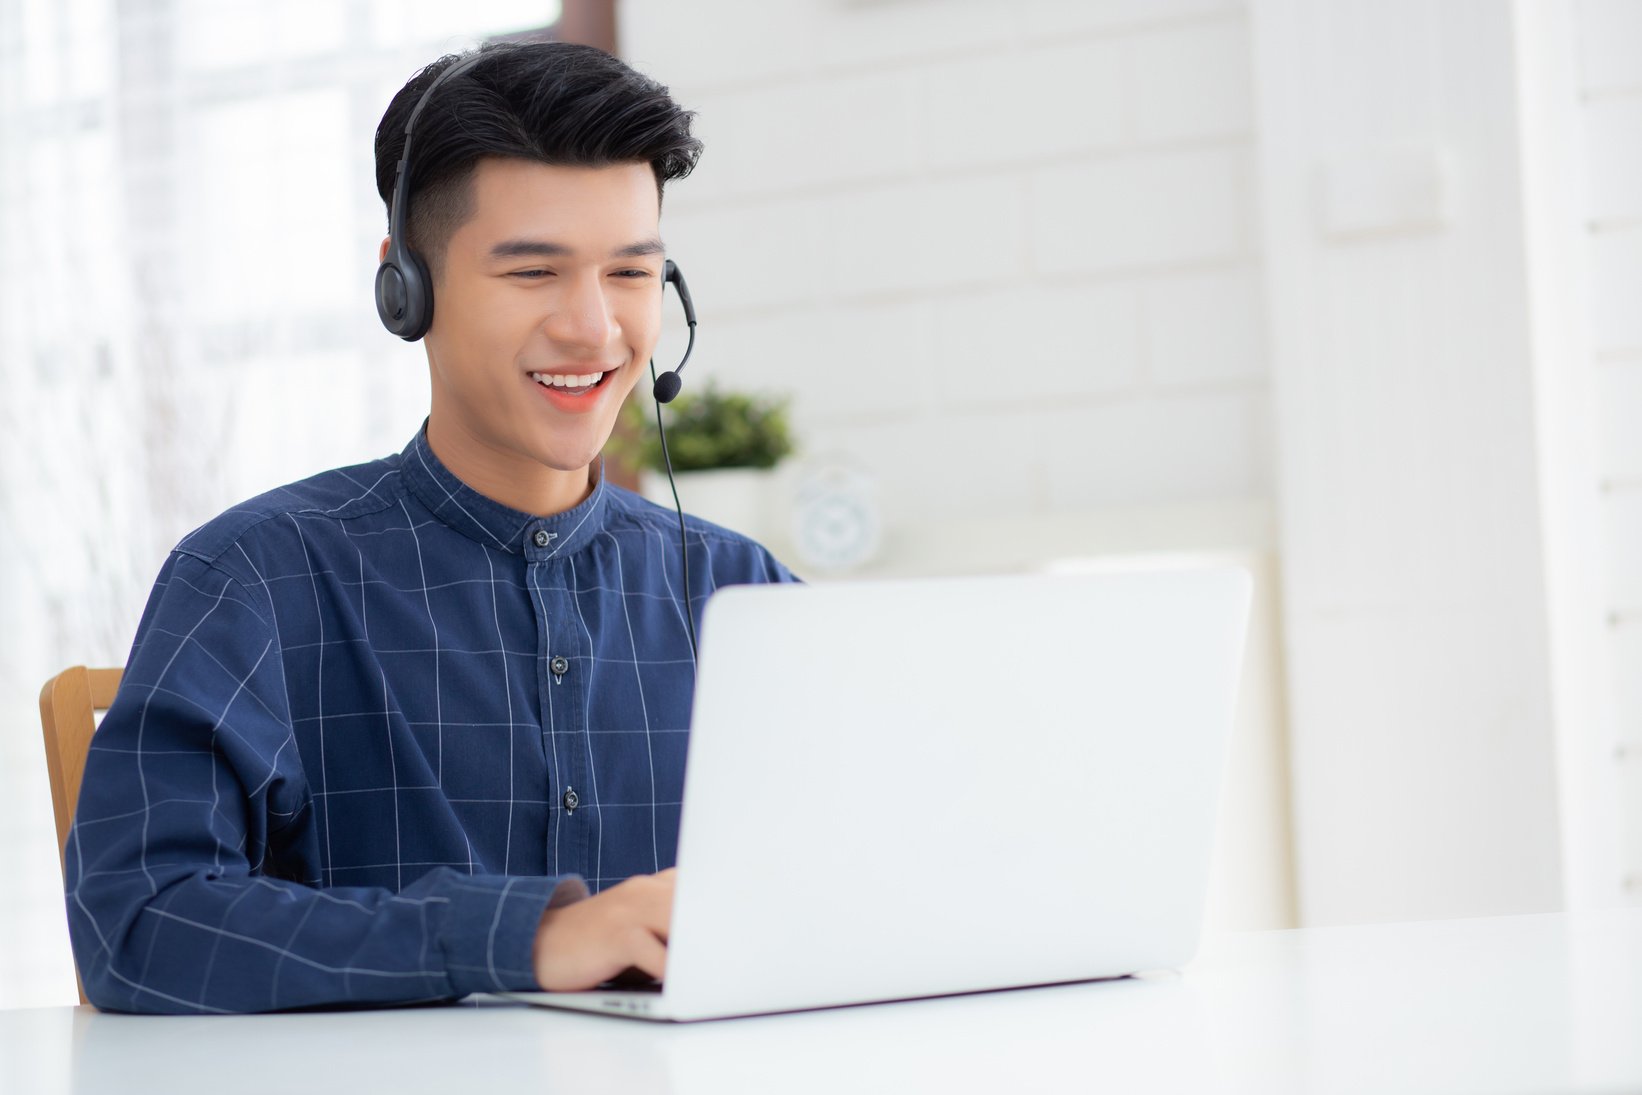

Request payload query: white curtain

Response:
[0,0,560,1009]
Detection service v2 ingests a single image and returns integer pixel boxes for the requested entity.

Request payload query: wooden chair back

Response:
[39,666,124,873]
[39,665,123,1009]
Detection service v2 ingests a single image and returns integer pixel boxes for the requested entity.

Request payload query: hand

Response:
[532,867,676,991]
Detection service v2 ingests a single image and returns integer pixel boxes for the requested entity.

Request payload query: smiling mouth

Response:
[529,369,615,396]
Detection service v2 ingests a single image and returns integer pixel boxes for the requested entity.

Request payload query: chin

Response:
[526,441,603,472]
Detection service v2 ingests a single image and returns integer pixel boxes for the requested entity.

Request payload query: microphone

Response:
[653,259,696,404]
[653,369,683,404]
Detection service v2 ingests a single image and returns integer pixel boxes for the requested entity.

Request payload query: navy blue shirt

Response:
[64,425,797,1013]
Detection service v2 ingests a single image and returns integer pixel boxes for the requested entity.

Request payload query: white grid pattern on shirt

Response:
[63,434,795,1012]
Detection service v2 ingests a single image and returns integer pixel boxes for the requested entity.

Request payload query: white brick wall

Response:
[931,281,1142,408]
[1607,492,1642,608]
[1127,19,1254,142]
[1584,96,1642,221]
[1618,622,1642,740]
[1579,0,1642,893]
[1143,265,1267,388]
[622,0,1288,934]
[622,0,1642,926]
[1576,0,1642,92]
[1591,228,1642,349]
[1251,0,1613,923]
[1020,0,1242,40]
[914,40,1128,166]
[826,174,1030,296]
[622,0,1270,536]
[1040,390,1266,510]
[1031,147,1251,274]
[1597,361,1642,477]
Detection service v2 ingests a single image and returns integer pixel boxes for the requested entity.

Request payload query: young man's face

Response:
[389,157,664,497]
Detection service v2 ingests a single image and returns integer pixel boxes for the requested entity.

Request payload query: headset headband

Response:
[385,51,489,269]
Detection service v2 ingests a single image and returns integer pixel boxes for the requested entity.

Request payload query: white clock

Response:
[790,461,881,573]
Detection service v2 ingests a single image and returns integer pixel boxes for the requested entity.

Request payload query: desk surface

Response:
[5,906,1639,1095]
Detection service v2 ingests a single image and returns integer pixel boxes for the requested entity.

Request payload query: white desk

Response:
[4,907,1639,1095]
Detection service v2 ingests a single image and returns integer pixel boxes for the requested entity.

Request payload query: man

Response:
[64,41,796,1014]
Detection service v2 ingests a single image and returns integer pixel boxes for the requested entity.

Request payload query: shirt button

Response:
[562,788,579,811]
[533,529,551,548]
[550,655,569,676]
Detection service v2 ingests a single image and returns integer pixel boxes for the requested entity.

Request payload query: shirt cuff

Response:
[438,872,590,996]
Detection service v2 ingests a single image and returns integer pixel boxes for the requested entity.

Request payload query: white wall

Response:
[624,0,1642,929]
[1249,0,1642,922]
[1252,0,1574,926]
[1578,0,1642,898]
[622,0,1272,533]
[621,0,1295,933]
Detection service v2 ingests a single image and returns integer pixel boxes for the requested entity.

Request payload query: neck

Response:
[424,414,595,518]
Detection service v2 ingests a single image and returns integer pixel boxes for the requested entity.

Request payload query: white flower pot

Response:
[639,466,787,546]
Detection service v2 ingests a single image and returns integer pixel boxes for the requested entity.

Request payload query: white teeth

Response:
[531,371,606,389]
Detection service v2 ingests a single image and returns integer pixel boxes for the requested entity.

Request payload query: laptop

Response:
[500,564,1252,1022]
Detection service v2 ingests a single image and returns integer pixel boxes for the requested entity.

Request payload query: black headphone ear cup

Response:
[375,246,434,341]
[396,247,434,341]
[374,259,408,334]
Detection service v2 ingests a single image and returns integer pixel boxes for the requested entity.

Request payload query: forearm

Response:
[68,862,586,1013]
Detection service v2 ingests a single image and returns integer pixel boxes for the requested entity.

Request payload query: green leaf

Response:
[608,379,795,473]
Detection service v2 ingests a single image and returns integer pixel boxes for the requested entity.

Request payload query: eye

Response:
[612,268,654,279]
[509,269,552,280]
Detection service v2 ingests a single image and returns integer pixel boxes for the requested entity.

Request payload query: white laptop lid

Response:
[650,564,1252,1021]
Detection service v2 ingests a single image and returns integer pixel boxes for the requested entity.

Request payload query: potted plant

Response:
[608,380,796,543]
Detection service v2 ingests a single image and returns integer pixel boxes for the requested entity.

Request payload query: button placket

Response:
[530,554,591,875]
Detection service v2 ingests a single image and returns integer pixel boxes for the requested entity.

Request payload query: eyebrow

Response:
[486,237,665,261]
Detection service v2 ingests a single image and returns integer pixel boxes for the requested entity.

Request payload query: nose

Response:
[544,271,615,349]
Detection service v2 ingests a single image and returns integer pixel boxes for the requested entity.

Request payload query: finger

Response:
[626,928,668,983]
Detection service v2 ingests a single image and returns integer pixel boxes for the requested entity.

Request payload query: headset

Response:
[375,46,701,657]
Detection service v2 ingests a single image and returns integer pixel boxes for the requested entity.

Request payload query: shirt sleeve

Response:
[64,550,587,1014]
[763,545,804,585]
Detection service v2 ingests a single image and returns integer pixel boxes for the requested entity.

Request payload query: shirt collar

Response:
[398,421,609,559]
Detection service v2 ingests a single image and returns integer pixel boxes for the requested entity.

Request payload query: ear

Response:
[377,235,391,264]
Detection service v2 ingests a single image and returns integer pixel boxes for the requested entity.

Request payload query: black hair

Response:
[373,41,702,281]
